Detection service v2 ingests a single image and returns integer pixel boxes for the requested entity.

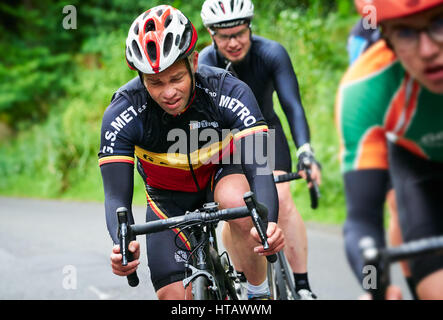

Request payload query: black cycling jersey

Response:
[100,64,268,191]
[99,64,279,244]
[199,35,310,149]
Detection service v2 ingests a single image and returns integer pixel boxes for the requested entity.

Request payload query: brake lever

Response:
[305,167,320,209]
[243,192,277,263]
[116,207,139,287]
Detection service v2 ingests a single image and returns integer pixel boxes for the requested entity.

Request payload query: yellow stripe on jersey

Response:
[135,133,234,170]
[233,125,269,141]
[98,156,135,166]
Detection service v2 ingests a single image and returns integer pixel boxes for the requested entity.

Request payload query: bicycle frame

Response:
[183,222,233,300]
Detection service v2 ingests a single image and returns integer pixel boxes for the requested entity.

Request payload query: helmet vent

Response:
[147,41,157,63]
[142,10,151,20]
[175,34,181,46]
[145,19,156,33]
[179,29,191,51]
[133,23,139,35]
[164,14,172,28]
[163,33,173,57]
[178,13,187,25]
[156,9,164,17]
[131,40,142,60]
[230,0,235,11]
[219,2,226,14]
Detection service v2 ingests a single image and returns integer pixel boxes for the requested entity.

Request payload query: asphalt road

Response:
[0,197,411,300]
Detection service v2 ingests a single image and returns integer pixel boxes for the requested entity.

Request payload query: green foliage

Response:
[0,1,359,224]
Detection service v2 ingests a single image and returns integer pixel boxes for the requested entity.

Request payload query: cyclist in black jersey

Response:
[199,0,320,299]
[98,5,284,300]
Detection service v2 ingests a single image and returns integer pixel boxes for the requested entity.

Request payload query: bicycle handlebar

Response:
[360,235,443,300]
[361,235,443,264]
[116,192,277,287]
[274,170,320,209]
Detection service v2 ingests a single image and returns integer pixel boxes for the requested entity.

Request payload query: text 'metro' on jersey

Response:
[98,64,268,192]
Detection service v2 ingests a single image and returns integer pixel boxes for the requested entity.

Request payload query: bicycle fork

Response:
[183,230,220,299]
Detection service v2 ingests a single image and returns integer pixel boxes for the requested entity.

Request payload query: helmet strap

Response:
[183,54,196,109]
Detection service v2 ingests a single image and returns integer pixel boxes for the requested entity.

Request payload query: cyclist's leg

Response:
[270,120,312,293]
[386,189,418,298]
[211,164,269,293]
[388,143,443,299]
[274,170,308,274]
[213,171,267,286]
[386,189,411,275]
[144,185,206,300]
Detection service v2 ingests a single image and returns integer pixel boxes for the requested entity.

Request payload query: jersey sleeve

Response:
[98,94,143,167]
[216,73,268,140]
[266,41,310,148]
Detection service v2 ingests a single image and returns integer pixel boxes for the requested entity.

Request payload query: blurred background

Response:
[0,0,357,224]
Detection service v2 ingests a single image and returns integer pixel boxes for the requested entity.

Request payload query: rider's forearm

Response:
[238,133,279,223]
[100,162,135,244]
[283,99,311,149]
[343,169,390,282]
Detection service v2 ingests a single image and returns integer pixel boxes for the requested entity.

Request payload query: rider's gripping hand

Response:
[110,240,140,276]
[251,222,285,256]
[296,143,322,187]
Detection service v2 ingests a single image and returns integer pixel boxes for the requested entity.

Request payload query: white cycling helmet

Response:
[201,0,254,29]
[125,5,198,74]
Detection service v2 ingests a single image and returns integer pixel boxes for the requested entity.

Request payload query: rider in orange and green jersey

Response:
[337,0,443,299]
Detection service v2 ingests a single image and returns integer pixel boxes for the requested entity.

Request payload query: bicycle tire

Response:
[192,276,212,300]
[220,254,239,300]
[268,252,298,300]
[278,251,298,299]
[267,261,278,299]
[274,258,289,300]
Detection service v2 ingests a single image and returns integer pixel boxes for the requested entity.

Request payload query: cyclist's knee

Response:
[275,183,296,216]
[214,174,249,209]
[278,195,297,219]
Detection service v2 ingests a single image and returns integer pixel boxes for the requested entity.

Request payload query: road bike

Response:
[117,191,277,300]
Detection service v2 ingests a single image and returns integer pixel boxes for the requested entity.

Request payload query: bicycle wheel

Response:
[220,254,239,300]
[192,276,212,300]
[267,260,278,299]
[268,252,298,300]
